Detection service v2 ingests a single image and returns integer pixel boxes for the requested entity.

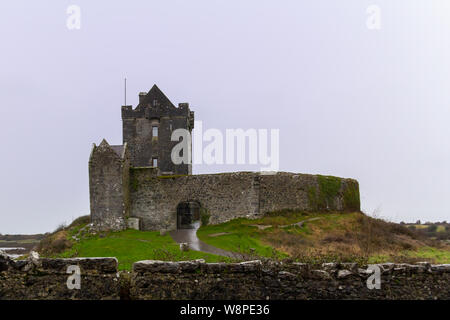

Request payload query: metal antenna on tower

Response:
[124,78,127,105]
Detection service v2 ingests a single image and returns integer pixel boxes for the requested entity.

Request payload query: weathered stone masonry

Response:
[1,253,449,300]
[89,85,361,231]
[129,169,360,231]
[0,252,120,300]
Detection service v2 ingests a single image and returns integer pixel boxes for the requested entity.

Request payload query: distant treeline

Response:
[401,222,450,241]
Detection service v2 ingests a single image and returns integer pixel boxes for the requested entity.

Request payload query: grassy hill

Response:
[198,210,450,264]
[35,211,450,270]
[36,216,231,270]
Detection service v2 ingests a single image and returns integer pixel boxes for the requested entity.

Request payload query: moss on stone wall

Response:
[157,174,188,179]
[308,175,342,210]
[131,178,139,192]
[200,208,211,226]
[343,180,360,211]
[307,187,319,211]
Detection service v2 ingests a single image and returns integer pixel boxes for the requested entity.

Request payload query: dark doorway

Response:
[177,201,200,229]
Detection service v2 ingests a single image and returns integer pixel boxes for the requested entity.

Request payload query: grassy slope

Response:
[40,222,231,270]
[198,211,450,264]
[38,212,450,269]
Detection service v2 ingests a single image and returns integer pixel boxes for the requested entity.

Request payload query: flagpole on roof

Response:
[124,78,127,105]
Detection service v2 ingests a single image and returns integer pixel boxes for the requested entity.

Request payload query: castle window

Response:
[152,158,158,167]
[152,126,158,137]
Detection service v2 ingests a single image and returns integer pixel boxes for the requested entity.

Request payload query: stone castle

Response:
[89,85,360,232]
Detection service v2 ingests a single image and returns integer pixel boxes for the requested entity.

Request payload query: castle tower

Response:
[89,139,130,231]
[121,85,194,174]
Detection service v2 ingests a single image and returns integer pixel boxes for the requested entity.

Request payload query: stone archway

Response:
[176,201,201,229]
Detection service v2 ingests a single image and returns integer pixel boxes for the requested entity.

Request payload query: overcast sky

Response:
[1,1,449,234]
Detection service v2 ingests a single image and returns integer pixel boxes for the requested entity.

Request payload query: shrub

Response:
[54,223,67,233]
[68,215,90,228]
[200,208,211,226]
[37,233,72,255]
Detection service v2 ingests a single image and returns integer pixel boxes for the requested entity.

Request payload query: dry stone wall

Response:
[0,252,120,300]
[130,260,450,300]
[1,252,449,300]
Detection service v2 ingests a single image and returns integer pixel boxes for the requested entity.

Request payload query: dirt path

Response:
[170,222,243,259]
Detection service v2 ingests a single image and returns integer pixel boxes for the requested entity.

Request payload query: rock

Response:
[379,263,395,273]
[431,264,450,273]
[128,218,140,230]
[239,260,262,272]
[278,271,297,280]
[205,263,229,273]
[180,243,190,252]
[417,262,431,271]
[39,257,118,274]
[311,270,332,280]
[337,269,353,279]
[321,262,339,274]
[133,260,179,273]
[340,262,358,272]
[133,259,205,274]
[23,251,42,272]
[0,250,13,271]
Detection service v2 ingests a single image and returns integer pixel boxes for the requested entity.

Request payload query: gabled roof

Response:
[90,139,126,160]
[110,145,125,158]
[137,84,175,109]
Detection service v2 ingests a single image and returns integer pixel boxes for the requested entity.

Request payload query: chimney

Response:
[139,92,147,104]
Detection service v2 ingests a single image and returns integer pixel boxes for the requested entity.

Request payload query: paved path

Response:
[170,222,243,259]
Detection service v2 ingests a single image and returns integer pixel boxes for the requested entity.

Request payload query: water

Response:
[0,247,26,259]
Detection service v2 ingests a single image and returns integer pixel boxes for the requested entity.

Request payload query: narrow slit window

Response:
[152,158,158,167]
[152,126,158,137]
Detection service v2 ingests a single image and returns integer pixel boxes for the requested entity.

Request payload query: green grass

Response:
[196,211,351,259]
[197,211,359,259]
[197,218,287,259]
[198,211,450,265]
[54,228,231,270]
[406,246,450,262]
[368,246,450,264]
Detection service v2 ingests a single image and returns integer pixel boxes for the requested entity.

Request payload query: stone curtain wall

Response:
[129,170,360,231]
[130,170,260,231]
[259,173,360,213]
[1,253,449,300]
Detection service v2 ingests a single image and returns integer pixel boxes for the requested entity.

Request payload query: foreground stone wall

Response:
[131,260,450,300]
[1,253,449,300]
[0,253,120,300]
[130,170,360,231]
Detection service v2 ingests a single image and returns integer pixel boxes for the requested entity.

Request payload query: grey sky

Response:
[1,1,449,233]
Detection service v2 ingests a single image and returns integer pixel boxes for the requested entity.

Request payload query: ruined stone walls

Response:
[89,141,130,231]
[129,170,260,231]
[129,170,360,231]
